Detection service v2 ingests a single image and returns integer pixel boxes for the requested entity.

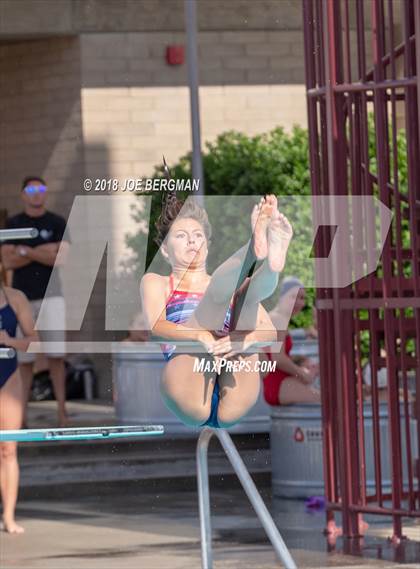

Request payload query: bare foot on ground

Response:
[2,519,25,534]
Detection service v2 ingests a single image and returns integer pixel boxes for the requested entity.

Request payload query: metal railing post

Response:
[196,427,297,569]
[196,428,214,569]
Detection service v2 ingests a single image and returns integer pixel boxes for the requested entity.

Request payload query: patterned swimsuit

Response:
[162,274,233,428]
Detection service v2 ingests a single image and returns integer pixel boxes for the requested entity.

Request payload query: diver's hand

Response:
[197,331,217,354]
[210,331,254,359]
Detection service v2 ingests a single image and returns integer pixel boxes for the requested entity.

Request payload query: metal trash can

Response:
[270,403,418,498]
[113,349,272,435]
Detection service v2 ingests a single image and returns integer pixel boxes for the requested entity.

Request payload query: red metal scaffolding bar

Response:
[303,0,420,541]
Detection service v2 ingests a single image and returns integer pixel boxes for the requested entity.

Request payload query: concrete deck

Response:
[27,398,116,428]
[2,484,419,568]
[2,400,416,568]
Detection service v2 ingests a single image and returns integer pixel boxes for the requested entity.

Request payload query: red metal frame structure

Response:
[303,0,419,541]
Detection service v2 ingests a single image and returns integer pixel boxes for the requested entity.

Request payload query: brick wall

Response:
[0,36,113,394]
[0,1,302,35]
[81,30,307,182]
[0,36,84,216]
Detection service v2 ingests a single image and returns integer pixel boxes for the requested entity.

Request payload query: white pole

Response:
[196,428,298,569]
[185,0,205,200]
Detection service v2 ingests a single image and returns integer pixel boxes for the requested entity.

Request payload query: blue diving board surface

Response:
[0,425,164,442]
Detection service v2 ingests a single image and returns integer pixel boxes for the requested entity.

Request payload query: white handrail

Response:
[0,348,15,359]
[0,228,38,241]
[196,427,297,569]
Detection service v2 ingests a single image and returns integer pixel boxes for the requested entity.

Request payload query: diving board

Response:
[0,425,164,442]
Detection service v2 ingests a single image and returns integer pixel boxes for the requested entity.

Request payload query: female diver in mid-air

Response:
[140,192,293,428]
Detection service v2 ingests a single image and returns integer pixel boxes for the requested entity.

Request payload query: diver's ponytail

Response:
[154,192,185,247]
[154,157,212,246]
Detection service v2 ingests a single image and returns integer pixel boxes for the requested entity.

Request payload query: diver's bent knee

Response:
[181,403,211,425]
[217,412,243,429]
[217,404,253,428]
[162,392,211,426]
[181,412,210,427]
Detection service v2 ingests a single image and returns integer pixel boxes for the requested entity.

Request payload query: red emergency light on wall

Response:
[166,45,184,65]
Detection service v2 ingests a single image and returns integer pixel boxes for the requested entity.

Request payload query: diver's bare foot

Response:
[251,195,277,260]
[267,209,293,272]
[2,519,25,534]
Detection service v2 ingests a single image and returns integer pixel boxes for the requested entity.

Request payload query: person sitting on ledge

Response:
[262,276,321,406]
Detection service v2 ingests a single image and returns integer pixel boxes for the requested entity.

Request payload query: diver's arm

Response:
[211,304,277,358]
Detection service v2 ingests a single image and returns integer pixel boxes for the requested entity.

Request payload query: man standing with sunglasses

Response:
[1,176,70,427]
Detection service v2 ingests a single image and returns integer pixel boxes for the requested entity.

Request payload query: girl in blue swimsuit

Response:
[140,193,293,429]
[0,272,37,534]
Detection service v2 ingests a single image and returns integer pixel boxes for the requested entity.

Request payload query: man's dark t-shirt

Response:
[6,211,69,301]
